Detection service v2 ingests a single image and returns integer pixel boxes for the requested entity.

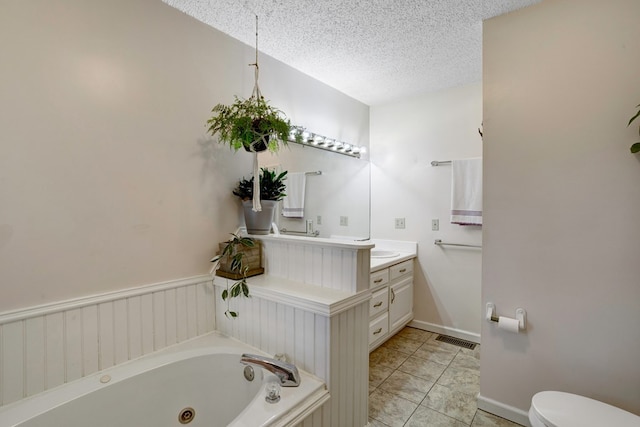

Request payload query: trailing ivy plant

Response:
[629,104,640,154]
[210,233,254,318]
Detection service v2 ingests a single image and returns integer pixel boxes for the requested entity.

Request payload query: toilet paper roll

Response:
[498,316,520,333]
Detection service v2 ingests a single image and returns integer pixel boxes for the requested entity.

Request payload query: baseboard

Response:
[408,320,481,344]
[477,394,531,427]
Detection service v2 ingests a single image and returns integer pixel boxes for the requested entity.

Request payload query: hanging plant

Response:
[204,14,300,213]
[628,104,640,154]
[207,95,294,153]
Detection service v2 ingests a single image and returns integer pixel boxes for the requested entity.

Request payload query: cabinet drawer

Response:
[370,269,389,288]
[369,312,389,345]
[390,259,413,281]
[369,287,389,318]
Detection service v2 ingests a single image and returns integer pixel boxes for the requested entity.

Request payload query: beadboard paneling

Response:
[261,239,368,293]
[0,276,214,407]
[214,281,369,427]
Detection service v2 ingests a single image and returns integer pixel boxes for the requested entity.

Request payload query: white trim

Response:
[0,275,213,325]
[253,233,375,249]
[250,286,371,317]
[273,388,330,427]
[477,394,531,427]
[214,275,371,317]
[408,319,481,344]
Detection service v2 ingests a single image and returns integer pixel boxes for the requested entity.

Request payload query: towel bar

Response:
[434,239,482,248]
[431,160,452,166]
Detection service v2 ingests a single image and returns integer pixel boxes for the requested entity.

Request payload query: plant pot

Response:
[215,240,264,279]
[242,200,278,235]
[243,137,268,152]
[243,119,270,152]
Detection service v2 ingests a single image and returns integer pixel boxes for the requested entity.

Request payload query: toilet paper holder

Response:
[486,303,527,331]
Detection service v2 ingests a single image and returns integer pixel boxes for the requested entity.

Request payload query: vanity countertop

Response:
[249,233,375,250]
[370,252,416,272]
[370,239,417,272]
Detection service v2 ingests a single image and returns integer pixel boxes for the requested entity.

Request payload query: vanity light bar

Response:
[288,129,366,158]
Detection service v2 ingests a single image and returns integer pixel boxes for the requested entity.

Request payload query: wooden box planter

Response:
[215,240,264,279]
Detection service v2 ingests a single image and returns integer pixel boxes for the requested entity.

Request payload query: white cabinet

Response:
[369,258,414,351]
[389,276,413,333]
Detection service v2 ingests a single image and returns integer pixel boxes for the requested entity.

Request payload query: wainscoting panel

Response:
[214,279,369,427]
[0,276,214,407]
[260,238,370,293]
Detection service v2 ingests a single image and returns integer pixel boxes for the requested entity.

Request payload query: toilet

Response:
[529,391,640,427]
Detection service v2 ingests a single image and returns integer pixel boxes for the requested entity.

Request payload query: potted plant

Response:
[211,233,259,318]
[629,103,640,153]
[233,168,287,235]
[206,95,299,153]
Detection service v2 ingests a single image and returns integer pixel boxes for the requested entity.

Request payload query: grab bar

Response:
[434,239,482,249]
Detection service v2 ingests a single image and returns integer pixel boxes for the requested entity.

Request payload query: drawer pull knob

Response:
[373,302,383,308]
[373,328,382,335]
[399,268,407,273]
[373,279,383,284]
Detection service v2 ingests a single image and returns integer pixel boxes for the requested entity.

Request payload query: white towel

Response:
[451,158,483,226]
[282,172,306,218]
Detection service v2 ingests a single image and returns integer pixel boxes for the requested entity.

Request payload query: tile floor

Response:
[368,327,523,427]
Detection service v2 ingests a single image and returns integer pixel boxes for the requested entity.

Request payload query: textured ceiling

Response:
[163,0,540,106]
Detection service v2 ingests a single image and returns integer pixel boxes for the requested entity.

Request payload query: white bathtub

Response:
[0,332,328,427]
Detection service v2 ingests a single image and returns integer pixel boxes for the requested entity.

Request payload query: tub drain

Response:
[243,365,255,382]
[178,407,195,424]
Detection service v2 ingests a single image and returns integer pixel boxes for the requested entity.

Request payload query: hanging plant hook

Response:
[249,14,262,100]
[205,12,296,214]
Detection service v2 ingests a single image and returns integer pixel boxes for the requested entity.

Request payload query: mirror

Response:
[259,143,370,239]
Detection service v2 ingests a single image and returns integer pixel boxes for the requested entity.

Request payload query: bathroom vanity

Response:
[368,240,417,351]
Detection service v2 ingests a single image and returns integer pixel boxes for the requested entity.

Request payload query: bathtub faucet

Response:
[240,354,301,387]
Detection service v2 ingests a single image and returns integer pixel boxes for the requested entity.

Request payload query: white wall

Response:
[482,0,640,419]
[370,83,483,340]
[0,0,368,312]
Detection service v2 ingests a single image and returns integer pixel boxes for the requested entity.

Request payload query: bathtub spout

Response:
[241,354,301,387]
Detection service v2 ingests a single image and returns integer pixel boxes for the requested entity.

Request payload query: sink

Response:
[371,250,400,258]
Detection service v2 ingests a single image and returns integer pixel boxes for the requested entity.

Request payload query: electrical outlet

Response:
[432,219,439,231]
[316,215,322,225]
[340,216,348,226]
[395,218,406,229]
